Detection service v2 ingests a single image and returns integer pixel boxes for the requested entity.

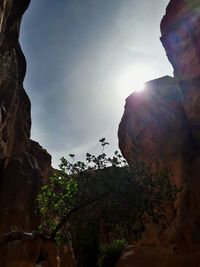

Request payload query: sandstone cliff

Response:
[118,0,200,266]
[0,1,75,266]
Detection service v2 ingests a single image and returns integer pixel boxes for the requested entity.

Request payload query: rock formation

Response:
[0,1,75,266]
[118,0,200,266]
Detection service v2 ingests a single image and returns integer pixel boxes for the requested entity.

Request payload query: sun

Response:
[116,63,158,99]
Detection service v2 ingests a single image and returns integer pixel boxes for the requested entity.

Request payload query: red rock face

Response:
[0,1,75,266]
[0,0,31,159]
[161,0,200,80]
[119,76,192,186]
[118,0,200,266]
[161,0,200,145]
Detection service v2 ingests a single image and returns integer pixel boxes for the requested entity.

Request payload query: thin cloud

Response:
[20,0,172,167]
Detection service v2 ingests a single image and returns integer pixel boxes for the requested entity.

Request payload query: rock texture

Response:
[119,76,191,187]
[118,0,200,266]
[161,0,200,145]
[0,1,75,266]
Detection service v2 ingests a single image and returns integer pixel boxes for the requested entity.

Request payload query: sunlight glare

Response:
[116,63,158,99]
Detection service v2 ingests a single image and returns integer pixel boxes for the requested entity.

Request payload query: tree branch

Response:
[0,193,110,246]
[0,230,52,246]
[50,192,109,240]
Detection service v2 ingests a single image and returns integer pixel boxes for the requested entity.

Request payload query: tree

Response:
[0,138,179,267]
[37,138,179,246]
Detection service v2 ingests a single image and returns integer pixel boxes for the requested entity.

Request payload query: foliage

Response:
[37,173,78,243]
[97,239,128,267]
[37,138,180,247]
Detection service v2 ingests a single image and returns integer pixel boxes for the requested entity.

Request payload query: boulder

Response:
[118,76,191,186]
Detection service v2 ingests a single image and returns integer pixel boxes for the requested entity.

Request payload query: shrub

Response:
[98,239,128,267]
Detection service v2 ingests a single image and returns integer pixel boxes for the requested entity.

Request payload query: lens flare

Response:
[116,63,158,99]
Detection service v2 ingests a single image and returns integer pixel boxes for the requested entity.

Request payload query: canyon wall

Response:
[0,1,75,266]
[118,0,200,266]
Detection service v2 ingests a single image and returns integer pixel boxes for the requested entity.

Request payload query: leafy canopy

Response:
[37,138,179,245]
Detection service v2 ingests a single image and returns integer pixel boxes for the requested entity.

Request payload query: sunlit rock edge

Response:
[118,0,200,266]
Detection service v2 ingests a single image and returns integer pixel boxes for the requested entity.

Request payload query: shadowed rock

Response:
[119,76,192,186]
[0,1,75,266]
[118,0,200,266]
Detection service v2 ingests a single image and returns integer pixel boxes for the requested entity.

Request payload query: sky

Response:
[20,0,173,167]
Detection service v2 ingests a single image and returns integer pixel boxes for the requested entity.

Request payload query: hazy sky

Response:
[20,0,172,167]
